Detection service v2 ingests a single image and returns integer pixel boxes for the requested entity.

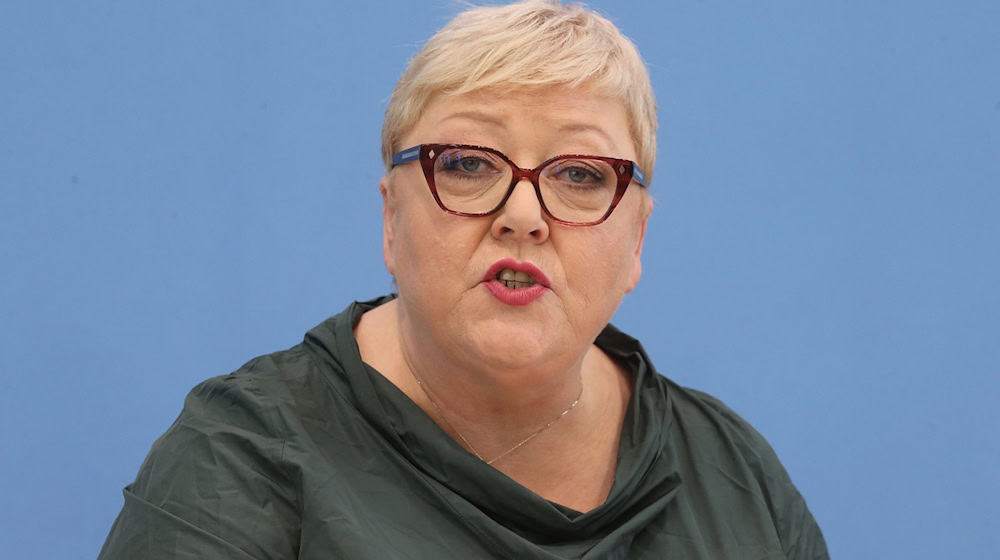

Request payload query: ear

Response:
[625,196,652,293]
[379,175,396,276]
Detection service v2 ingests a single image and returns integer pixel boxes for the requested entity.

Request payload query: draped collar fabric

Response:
[304,295,683,557]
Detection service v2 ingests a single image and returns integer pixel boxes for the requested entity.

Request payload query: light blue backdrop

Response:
[2,1,998,558]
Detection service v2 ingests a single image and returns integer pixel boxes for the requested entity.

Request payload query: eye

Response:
[565,167,598,183]
[459,157,486,173]
[550,161,604,185]
[437,150,500,175]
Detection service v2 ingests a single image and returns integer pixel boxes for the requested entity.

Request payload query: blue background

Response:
[2,1,998,558]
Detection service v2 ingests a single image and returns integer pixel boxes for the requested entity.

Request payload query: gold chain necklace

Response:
[410,369,583,465]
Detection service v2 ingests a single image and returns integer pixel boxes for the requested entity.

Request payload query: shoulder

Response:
[661,380,829,559]
[101,305,375,559]
[173,345,315,436]
[134,346,319,498]
[669,383,783,471]
[101,343,335,560]
[597,322,827,558]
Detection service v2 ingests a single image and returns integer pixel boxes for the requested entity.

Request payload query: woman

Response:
[101,1,827,558]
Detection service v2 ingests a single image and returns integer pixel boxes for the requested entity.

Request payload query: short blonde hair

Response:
[381,0,657,186]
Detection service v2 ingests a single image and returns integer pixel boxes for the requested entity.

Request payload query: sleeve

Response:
[691,389,830,560]
[99,370,300,559]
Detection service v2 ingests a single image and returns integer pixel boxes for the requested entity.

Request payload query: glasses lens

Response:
[433,147,512,214]
[539,158,619,223]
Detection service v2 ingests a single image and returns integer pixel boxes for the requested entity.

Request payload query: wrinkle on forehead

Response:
[423,87,632,159]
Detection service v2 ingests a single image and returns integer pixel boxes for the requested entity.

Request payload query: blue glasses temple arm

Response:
[391,146,422,167]
[632,164,647,187]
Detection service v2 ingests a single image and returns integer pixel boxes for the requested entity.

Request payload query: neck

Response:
[359,299,596,458]
[409,361,584,465]
[354,298,631,509]
[397,303,588,448]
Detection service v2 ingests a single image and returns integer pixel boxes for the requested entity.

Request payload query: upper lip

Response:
[483,258,551,288]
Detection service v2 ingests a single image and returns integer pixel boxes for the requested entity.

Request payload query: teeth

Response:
[497,268,536,288]
[498,268,533,282]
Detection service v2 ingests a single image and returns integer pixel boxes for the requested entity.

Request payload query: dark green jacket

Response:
[100,296,828,559]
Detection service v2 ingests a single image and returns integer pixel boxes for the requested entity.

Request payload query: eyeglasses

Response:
[390,144,647,226]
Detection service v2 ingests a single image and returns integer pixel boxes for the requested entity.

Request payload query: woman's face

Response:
[381,86,651,373]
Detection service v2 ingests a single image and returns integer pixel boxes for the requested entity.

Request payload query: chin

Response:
[459,323,562,372]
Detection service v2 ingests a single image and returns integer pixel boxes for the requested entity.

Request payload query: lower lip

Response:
[483,280,548,306]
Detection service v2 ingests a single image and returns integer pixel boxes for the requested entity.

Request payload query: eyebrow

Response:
[439,113,619,153]
[438,110,507,129]
[555,123,618,151]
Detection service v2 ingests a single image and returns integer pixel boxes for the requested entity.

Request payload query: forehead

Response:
[406,86,636,160]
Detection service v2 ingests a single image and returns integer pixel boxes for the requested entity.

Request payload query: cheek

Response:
[559,234,625,297]
[394,210,483,288]
[572,227,641,296]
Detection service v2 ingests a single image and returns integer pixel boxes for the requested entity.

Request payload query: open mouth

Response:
[496,268,537,289]
[483,259,549,305]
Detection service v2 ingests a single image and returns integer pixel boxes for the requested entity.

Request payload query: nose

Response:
[490,179,550,244]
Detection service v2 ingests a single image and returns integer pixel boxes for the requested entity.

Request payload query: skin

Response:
[356,85,652,511]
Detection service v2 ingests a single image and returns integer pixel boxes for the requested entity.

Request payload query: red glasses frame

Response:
[390,143,647,226]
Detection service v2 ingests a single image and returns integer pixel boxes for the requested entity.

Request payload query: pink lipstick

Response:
[482,258,551,306]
